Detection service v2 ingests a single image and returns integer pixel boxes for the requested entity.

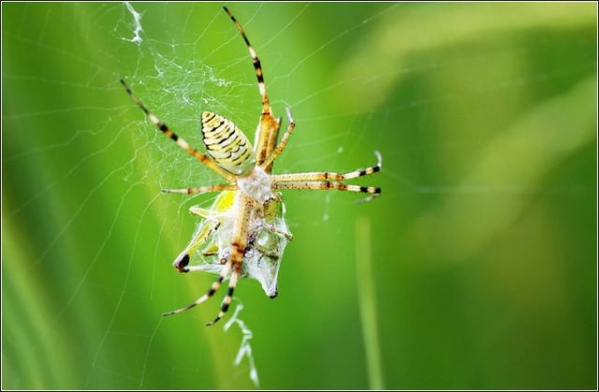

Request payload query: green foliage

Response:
[3,3,596,389]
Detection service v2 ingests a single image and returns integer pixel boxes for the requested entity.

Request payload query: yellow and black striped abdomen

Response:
[201,111,256,176]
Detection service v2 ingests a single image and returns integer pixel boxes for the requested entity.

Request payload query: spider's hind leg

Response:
[205,263,241,326]
[163,260,233,317]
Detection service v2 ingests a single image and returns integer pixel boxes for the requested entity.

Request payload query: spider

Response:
[121,6,382,326]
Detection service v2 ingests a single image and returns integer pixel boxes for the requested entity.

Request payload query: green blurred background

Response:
[2,2,597,389]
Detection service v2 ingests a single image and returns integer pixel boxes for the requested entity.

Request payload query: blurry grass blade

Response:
[355,217,385,390]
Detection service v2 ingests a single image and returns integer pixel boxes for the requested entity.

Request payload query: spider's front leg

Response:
[161,184,236,195]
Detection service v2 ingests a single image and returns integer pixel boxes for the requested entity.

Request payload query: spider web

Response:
[3,2,596,390]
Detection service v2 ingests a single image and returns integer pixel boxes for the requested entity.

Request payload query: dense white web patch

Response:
[123,1,144,44]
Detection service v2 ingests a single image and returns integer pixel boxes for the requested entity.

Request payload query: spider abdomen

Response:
[201,111,256,176]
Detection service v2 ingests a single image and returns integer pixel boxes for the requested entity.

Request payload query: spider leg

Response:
[260,107,296,170]
[163,260,232,316]
[162,184,237,195]
[273,181,381,203]
[223,6,270,116]
[120,79,236,182]
[205,263,241,326]
[272,151,382,183]
[223,7,281,170]
[270,152,382,203]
